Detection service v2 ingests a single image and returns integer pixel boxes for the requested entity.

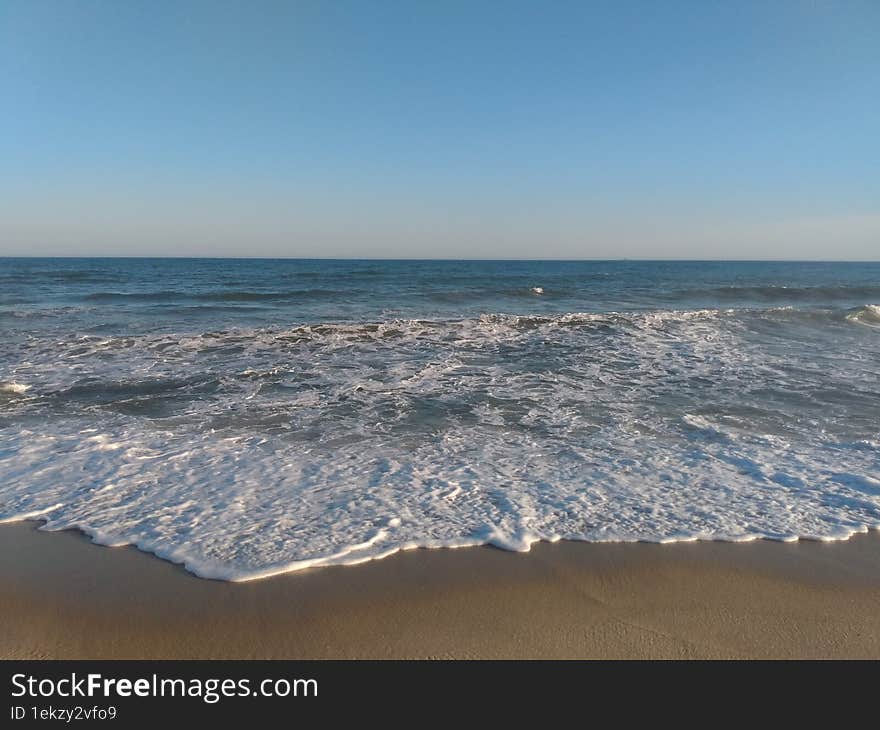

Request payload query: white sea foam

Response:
[846,304,880,328]
[0,307,878,580]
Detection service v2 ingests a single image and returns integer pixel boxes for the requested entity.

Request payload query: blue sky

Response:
[1,1,878,259]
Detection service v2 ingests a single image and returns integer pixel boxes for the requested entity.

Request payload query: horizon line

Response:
[1,255,879,264]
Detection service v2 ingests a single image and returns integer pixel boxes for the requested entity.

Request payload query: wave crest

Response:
[845,304,880,328]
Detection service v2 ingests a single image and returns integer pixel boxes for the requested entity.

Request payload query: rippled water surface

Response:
[1,258,878,579]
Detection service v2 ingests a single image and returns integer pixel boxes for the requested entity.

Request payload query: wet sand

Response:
[2,521,879,659]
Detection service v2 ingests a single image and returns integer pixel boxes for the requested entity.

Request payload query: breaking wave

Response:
[1,302,878,580]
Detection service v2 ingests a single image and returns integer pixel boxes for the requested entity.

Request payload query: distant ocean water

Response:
[1,258,879,580]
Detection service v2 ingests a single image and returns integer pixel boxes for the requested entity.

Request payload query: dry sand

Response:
[2,521,879,659]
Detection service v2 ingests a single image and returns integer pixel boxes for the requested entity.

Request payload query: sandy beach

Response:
[2,521,879,659]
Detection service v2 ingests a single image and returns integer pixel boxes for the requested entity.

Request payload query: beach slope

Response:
[2,523,879,659]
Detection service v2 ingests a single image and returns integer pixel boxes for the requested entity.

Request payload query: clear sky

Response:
[1,1,878,259]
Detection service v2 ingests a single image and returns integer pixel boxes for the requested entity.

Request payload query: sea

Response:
[1,258,878,580]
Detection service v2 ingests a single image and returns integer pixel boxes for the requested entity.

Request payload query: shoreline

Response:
[3,522,880,658]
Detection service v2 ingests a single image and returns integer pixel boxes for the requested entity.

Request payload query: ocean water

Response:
[1,258,879,580]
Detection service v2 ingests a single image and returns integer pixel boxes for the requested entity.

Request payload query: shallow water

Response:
[1,258,878,579]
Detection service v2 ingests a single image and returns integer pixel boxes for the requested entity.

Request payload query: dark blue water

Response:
[4,258,880,334]
[1,258,878,579]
